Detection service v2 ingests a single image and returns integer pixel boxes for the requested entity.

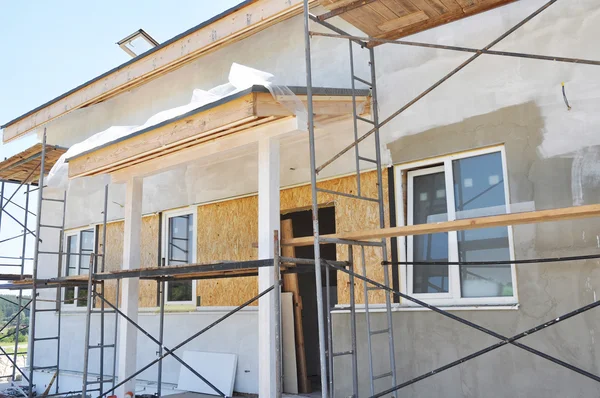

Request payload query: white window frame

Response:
[62,226,96,309]
[162,207,198,305]
[394,145,518,307]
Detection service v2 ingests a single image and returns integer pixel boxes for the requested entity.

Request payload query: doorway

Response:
[281,206,336,393]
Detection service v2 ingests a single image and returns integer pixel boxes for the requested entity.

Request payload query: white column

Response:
[257,136,280,397]
[117,176,143,398]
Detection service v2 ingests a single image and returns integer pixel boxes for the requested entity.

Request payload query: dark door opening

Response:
[281,206,336,392]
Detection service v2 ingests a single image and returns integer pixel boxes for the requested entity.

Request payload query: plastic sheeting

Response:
[46,63,307,189]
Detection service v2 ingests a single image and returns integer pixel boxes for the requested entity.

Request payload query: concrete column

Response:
[257,136,280,397]
[117,176,143,397]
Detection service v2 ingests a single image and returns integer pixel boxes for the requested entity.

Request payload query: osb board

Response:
[97,214,160,308]
[280,170,391,305]
[196,196,260,306]
[318,0,516,42]
[0,144,66,184]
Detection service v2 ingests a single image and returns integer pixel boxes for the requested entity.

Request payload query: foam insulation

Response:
[46,63,306,189]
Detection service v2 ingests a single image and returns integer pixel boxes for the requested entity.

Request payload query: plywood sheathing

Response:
[281,170,391,305]
[91,170,388,308]
[0,143,67,184]
[196,195,260,306]
[318,0,516,44]
[97,214,160,308]
[194,170,389,306]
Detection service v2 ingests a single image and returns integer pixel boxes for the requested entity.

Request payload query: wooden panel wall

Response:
[97,214,160,308]
[280,170,391,305]
[196,196,260,306]
[94,170,390,308]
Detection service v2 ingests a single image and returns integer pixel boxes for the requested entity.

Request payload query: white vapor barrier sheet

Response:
[46,63,307,189]
[177,351,238,396]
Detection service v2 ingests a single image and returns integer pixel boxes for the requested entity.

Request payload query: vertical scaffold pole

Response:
[55,189,67,393]
[81,254,95,398]
[13,183,29,380]
[274,230,282,398]
[369,47,398,394]
[29,131,47,398]
[99,184,108,396]
[348,246,359,397]
[302,1,329,396]
[157,276,165,397]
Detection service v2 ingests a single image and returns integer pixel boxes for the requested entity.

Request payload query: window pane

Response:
[66,235,79,276]
[77,288,88,307]
[412,171,449,294]
[453,152,512,298]
[80,229,95,273]
[168,215,193,302]
[453,152,506,219]
[64,287,75,305]
[168,215,192,264]
[167,281,193,302]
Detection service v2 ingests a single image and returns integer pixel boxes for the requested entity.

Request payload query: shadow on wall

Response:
[572,146,600,206]
[386,101,600,252]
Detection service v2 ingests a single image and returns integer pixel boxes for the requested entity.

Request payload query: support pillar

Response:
[117,177,143,398]
[257,136,280,398]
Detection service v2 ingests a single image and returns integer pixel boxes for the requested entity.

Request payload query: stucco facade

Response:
[6,0,600,396]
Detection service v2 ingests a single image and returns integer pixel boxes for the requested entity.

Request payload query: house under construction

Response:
[0,0,599,397]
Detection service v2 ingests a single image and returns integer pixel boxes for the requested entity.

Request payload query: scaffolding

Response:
[301,0,600,397]
[0,1,599,398]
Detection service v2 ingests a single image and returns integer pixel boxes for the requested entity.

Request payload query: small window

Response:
[396,147,517,306]
[64,228,95,308]
[163,209,197,304]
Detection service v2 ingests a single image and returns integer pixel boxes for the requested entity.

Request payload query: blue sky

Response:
[0,1,242,288]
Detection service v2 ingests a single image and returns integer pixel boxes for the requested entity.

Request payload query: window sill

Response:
[332,302,519,313]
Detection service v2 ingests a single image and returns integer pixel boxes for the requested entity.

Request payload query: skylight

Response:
[117,29,159,58]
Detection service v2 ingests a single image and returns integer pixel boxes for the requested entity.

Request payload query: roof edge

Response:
[1,0,257,129]
[66,85,369,162]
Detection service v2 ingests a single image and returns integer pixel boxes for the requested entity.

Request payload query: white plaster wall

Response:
[374,0,600,161]
[32,308,258,396]
[19,1,600,395]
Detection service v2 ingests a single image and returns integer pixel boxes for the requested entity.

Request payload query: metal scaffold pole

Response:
[302,0,329,396]
[12,183,29,381]
[28,131,47,398]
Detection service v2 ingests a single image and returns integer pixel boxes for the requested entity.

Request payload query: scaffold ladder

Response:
[29,134,64,397]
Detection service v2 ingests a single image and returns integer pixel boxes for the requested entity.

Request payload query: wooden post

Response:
[258,136,280,398]
[117,176,143,398]
[281,219,311,393]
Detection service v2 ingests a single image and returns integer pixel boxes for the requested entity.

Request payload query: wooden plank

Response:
[282,204,600,247]
[3,0,320,143]
[317,0,516,44]
[378,10,429,31]
[109,117,299,184]
[254,93,369,117]
[281,219,310,394]
[0,144,67,184]
[69,93,366,179]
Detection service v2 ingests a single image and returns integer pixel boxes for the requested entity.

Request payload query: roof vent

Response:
[117,29,159,58]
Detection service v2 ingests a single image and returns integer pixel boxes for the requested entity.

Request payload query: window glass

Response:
[65,235,78,305]
[412,171,449,294]
[167,215,194,302]
[79,229,95,275]
[64,229,93,307]
[453,152,512,298]
[66,235,78,276]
